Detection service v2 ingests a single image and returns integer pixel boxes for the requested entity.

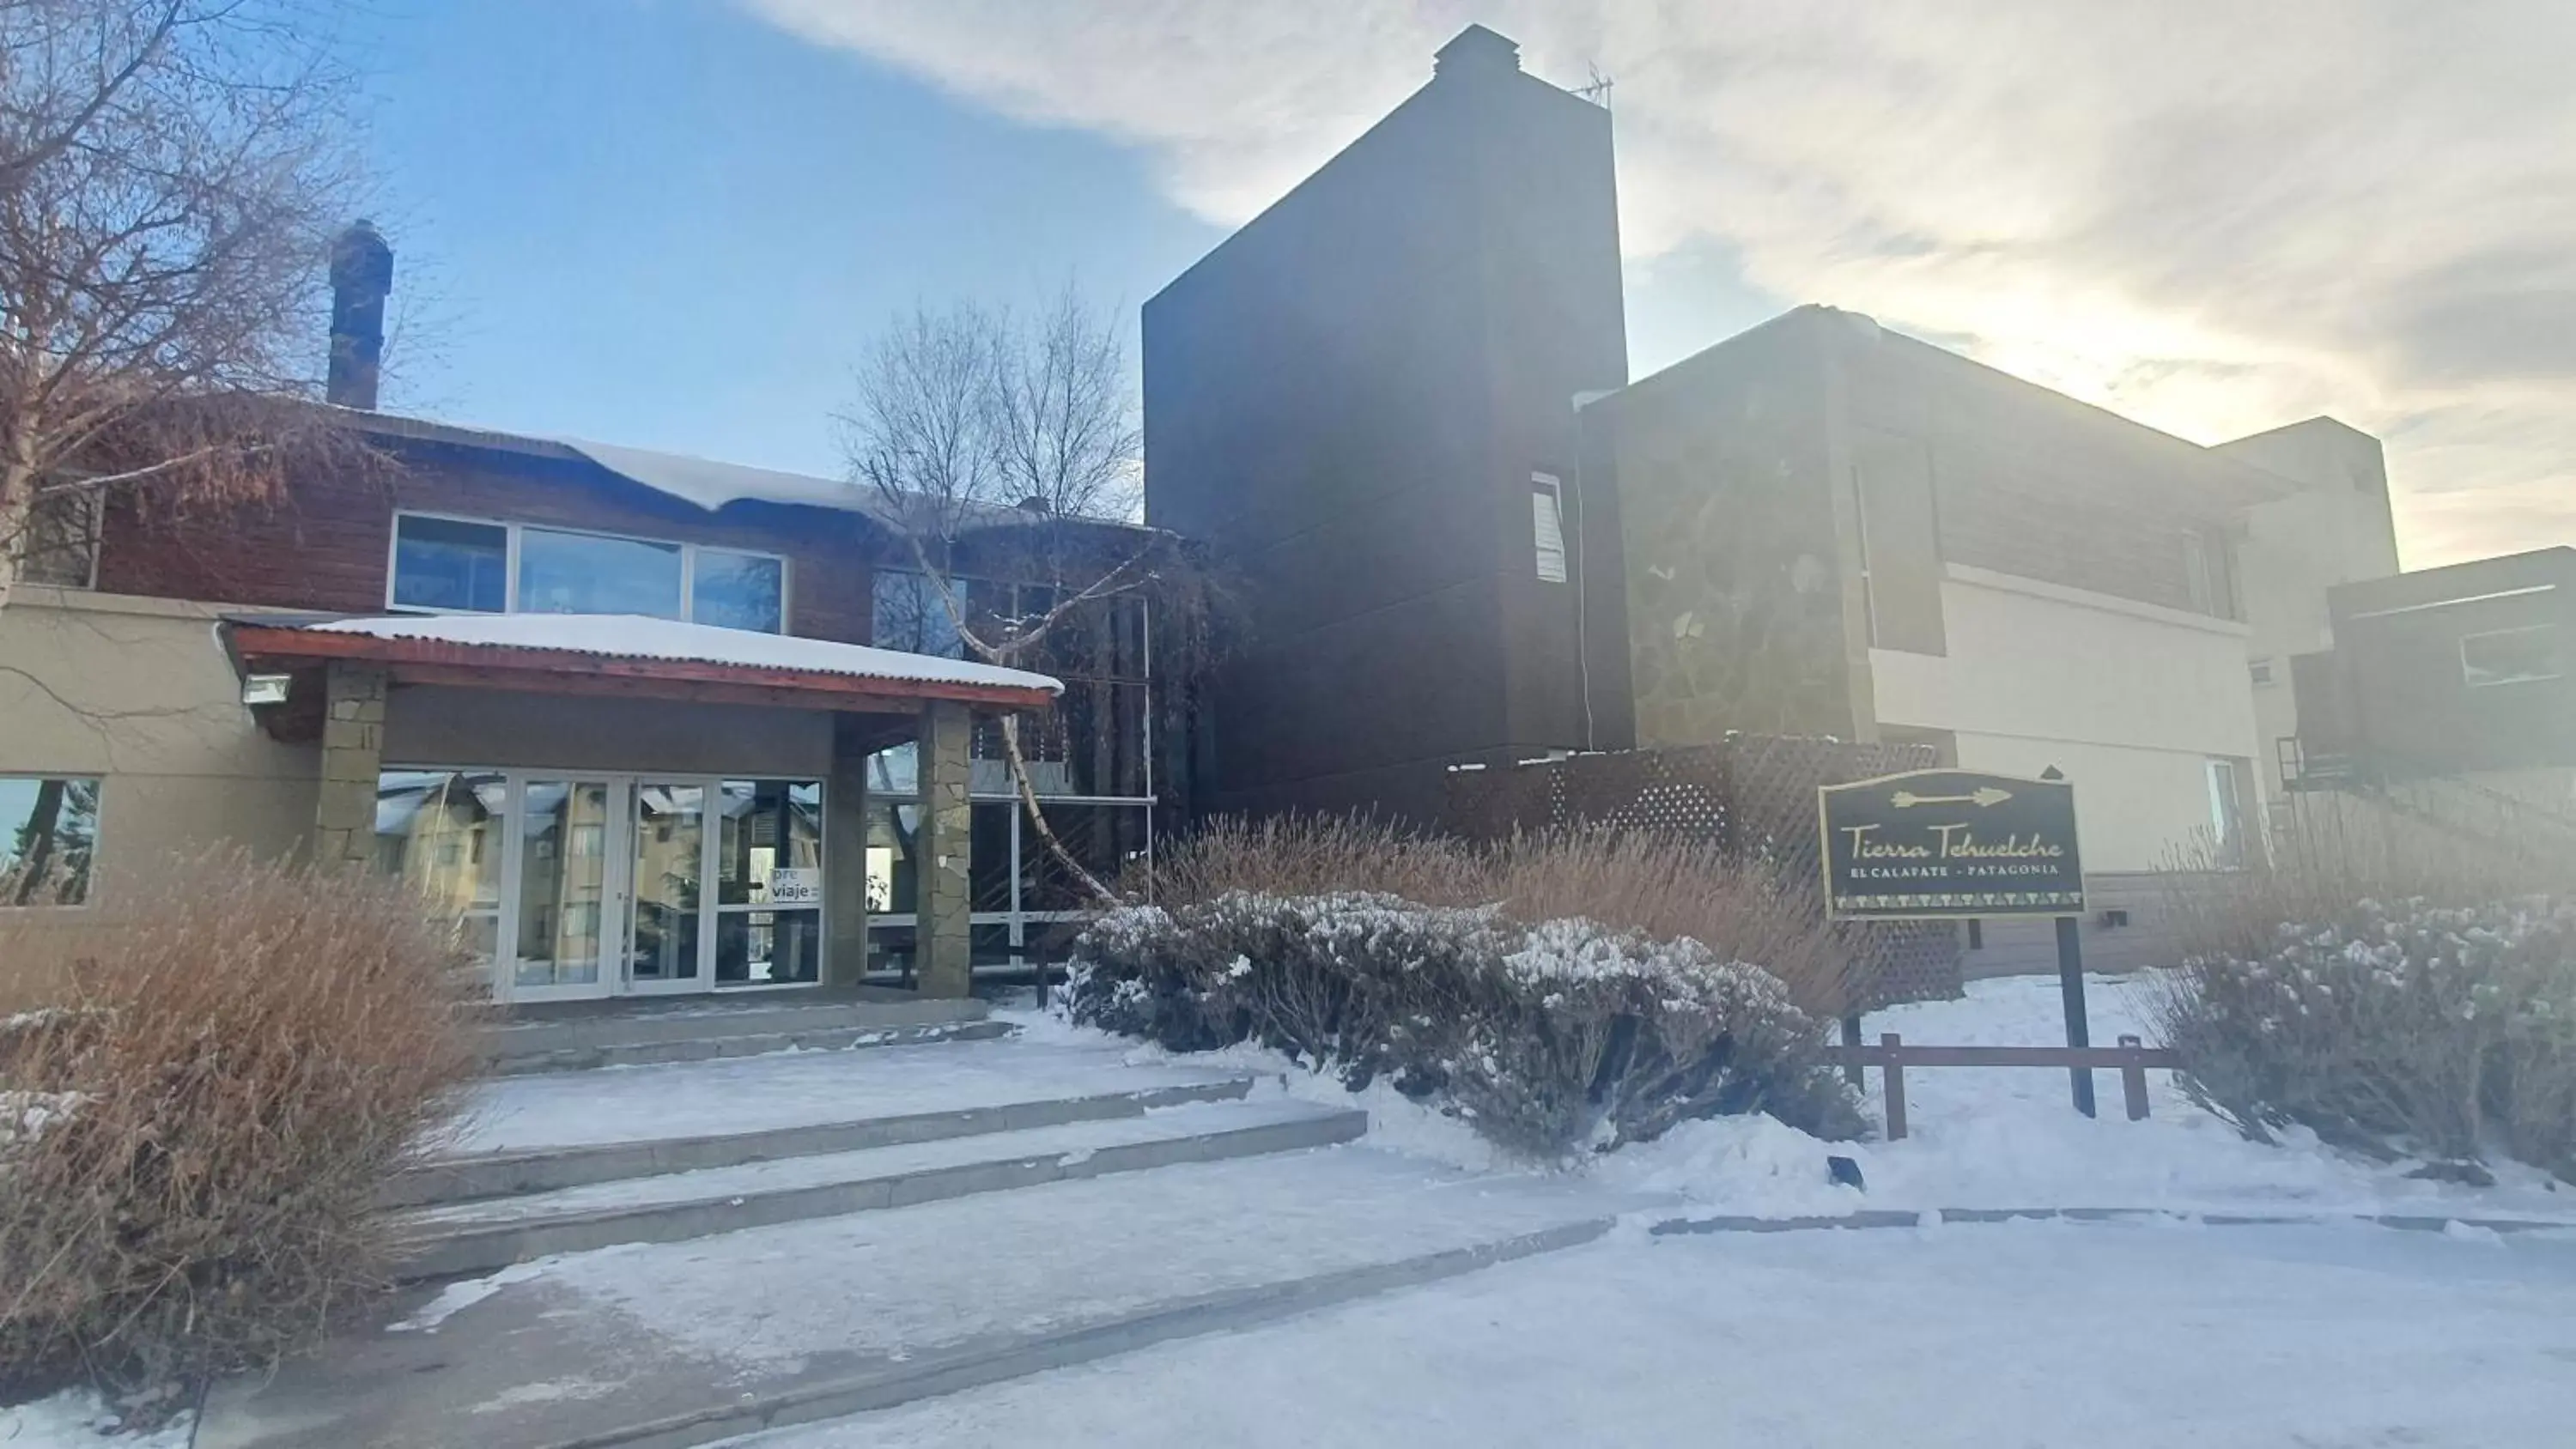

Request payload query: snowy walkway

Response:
[728,1218,2576,1448]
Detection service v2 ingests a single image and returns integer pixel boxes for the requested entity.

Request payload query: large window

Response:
[519,528,683,617]
[2462,625,2561,688]
[1,776,100,907]
[388,512,787,632]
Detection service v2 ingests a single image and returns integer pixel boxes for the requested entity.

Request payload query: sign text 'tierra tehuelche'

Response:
[1817,769,2085,920]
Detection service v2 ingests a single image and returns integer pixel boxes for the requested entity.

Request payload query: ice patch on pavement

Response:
[390,1258,553,1332]
[0,1387,192,1447]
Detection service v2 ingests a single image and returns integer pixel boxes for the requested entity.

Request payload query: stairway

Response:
[200,1016,1645,1449]
[481,992,1008,1076]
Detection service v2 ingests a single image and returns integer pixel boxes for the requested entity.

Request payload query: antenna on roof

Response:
[1576,63,1613,110]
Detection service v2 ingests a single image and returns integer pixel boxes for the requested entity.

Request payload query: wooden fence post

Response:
[2117,1034,2150,1121]
[1880,1033,1908,1141]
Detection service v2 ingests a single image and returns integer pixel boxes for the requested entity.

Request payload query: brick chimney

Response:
[1433,24,1520,81]
[326,219,392,410]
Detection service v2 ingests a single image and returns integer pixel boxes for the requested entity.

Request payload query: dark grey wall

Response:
[1583,309,1862,746]
[1143,36,1627,822]
[2322,548,2576,772]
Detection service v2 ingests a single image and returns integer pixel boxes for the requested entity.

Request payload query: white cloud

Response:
[745,1,2576,566]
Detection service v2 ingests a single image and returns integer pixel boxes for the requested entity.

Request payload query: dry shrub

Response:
[2154,806,2576,1180]
[0,851,483,1404]
[1139,814,1856,1017]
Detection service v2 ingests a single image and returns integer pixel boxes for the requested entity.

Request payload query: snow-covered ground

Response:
[728,1217,2576,1449]
[1018,972,2576,1223]
[0,1390,191,1449]
[1595,972,2576,1221]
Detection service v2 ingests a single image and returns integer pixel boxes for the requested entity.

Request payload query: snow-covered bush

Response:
[1069,891,1862,1158]
[2156,898,2576,1179]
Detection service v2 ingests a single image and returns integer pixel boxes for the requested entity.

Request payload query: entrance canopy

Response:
[222,612,1060,738]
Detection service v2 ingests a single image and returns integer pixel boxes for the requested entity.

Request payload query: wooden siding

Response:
[1839,325,2264,620]
[94,438,881,645]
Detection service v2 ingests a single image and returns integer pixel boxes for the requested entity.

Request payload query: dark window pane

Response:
[520,527,683,617]
[971,802,1013,914]
[866,923,916,981]
[1032,594,1149,683]
[1,776,100,906]
[1022,803,1151,911]
[1019,683,1150,797]
[871,571,964,658]
[392,516,507,612]
[971,923,1018,967]
[717,910,821,985]
[21,490,100,589]
[695,550,784,633]
[2463,626,2561,688]
[718,779,823,905]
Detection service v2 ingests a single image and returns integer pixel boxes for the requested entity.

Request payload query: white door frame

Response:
[483,770,834,1004]
[494,773,623,1005]
[620,775,717,997]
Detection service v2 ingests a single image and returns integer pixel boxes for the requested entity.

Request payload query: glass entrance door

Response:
[386,767,827,1003]
[507,779,614,1001]
[623,780,707,992]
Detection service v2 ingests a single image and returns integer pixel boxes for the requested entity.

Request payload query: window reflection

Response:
[520,528,684,618]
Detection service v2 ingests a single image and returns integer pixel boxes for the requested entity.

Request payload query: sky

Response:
[353,1,2573,569]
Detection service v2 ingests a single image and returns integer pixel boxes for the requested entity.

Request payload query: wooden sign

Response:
[1818,768,2084,920]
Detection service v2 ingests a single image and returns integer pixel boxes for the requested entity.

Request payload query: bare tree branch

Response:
[838,289,1201,911]
[0,0,375,598]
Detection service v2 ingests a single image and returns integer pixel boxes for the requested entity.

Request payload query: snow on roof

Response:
[556,438,885,517]
[300,613,1061,695]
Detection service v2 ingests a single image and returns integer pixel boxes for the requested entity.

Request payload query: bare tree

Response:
[0,0,376,603]
[840,288,1200,906]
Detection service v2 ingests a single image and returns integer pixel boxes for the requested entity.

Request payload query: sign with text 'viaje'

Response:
[1818,769,2085,920]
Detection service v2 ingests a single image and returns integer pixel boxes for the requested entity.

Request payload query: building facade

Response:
[1143,25,1631,822]
[1,401,1166,998]
[1145,27,2413,975]
[2288,547,2576,797]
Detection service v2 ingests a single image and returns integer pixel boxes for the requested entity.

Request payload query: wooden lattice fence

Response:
[1442,736,1964,1007]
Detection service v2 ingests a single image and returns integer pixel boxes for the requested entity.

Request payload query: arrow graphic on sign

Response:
[1890,787,2014,809]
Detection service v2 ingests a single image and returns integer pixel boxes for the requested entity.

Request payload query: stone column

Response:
[914,700,975,997]
[313,663,389,870]
[822,713,875,988]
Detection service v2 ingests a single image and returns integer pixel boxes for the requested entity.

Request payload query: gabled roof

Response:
[337,406,1142,538]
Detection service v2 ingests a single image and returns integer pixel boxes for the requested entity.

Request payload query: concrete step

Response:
[486,1013,1009,1076]
[203,1144,1648,1449]
[393,1099,1370,1279]
[386,1075,1261,1209]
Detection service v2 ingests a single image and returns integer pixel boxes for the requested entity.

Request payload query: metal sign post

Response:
[1819,767,2094,1115]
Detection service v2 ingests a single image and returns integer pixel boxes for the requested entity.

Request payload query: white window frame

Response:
[2460,624,2561,688]
[1531,472,1569,584]
[386,510,791,631]
[2204,758,2245,867]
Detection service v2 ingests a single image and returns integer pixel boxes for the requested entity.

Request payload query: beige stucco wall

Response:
[1868,565,2263,872]
[2218,418,2403,796]
[0,589,318,955]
